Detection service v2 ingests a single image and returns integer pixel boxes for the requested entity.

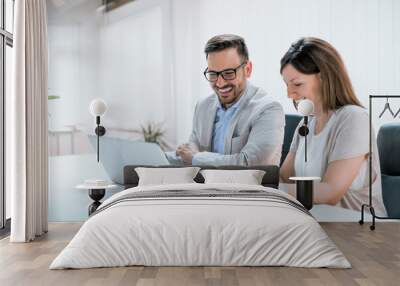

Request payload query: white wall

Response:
[97,0,174,140]
[171,0,400,143]
[48,0,100,133]
[48,0,400,148]
[48,0,175,152]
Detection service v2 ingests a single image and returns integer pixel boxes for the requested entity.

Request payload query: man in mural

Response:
[167,34,285,166]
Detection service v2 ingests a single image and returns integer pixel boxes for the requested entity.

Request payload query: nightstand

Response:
[76,183,118,215]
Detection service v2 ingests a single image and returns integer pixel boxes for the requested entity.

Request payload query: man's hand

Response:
[176,143,199,164]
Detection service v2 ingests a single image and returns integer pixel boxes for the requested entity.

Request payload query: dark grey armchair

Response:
[281,114,302,166]
[377,123,400,218]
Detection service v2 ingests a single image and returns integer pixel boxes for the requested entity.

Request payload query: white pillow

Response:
[200,169,266,185]
[135,167,200,186]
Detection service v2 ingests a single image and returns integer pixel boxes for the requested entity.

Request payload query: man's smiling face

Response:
[206,48,252,107]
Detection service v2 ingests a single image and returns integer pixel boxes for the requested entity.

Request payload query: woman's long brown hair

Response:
[280,37,363,112]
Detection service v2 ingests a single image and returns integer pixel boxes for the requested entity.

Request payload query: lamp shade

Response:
[89,98,107,116]
[297,99,314,116]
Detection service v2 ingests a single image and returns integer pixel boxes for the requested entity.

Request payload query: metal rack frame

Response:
[359,95,400,230]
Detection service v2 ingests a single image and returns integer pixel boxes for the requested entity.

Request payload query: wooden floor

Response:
[0,222,399,286]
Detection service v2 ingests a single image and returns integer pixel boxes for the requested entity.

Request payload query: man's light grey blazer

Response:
[189,82,285,166]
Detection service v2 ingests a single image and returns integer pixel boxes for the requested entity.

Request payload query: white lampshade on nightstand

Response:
[89,98,108,162]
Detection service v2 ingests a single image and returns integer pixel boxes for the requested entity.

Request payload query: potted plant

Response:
[136,121,171,151]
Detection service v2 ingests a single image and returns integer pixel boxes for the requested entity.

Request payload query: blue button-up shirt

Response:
[211,97,242,154]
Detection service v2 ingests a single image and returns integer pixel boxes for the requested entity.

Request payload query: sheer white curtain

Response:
[10,0,48,242]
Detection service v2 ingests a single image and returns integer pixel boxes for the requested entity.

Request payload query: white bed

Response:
[50,183,350,269]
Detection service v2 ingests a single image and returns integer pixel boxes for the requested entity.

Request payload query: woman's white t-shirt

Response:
[290,105,386,216]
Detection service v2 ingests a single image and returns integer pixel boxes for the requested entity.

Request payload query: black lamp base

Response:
[295,180,314,210]
[289,176,319,210]
[88,189,105,215]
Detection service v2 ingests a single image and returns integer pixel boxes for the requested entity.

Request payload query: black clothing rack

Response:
[359,95,400,230]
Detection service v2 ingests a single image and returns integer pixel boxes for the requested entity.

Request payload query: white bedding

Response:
[50,183,350,269]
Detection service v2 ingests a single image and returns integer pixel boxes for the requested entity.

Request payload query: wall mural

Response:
[47,0,400,222]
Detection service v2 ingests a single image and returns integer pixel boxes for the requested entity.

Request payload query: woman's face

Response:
[281,64,322,107]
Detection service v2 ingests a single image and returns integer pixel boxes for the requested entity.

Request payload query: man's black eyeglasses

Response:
[203,62,247,82]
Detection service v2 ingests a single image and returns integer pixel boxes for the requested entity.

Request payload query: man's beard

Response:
[213,83,245,106]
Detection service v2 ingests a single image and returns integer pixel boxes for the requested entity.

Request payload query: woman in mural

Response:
[279,37,387,216]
